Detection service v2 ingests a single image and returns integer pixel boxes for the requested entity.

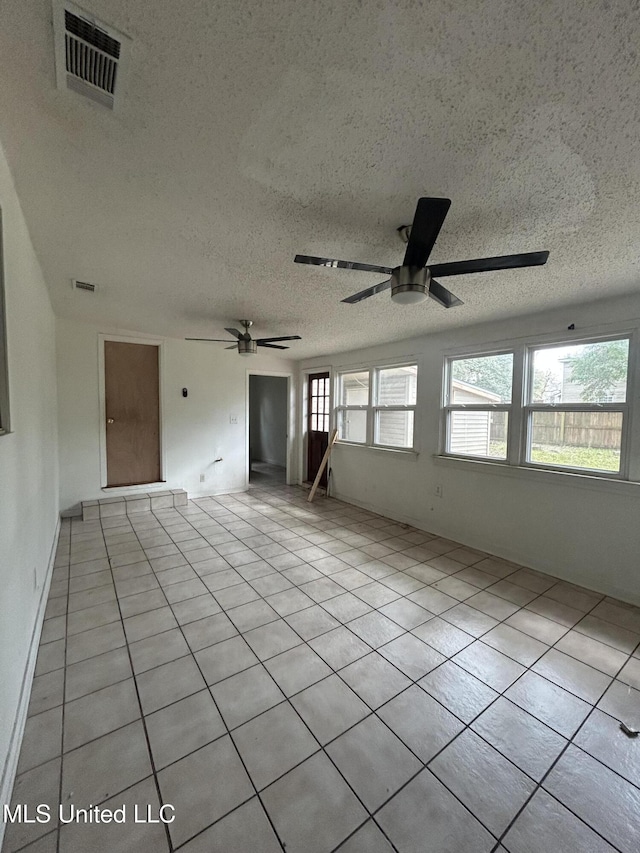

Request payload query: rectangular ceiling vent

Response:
[53,1,131,110]
[72,279,98,293]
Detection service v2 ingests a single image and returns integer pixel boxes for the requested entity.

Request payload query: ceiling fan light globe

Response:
[390,285,429,305]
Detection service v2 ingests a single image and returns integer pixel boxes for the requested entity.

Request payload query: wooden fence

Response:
[491,410,621,449]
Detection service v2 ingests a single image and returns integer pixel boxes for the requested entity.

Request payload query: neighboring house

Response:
[450,380,502,457]
[560,358,626,403]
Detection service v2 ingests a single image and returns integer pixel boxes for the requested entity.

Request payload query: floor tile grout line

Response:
[15,486,640,853]
[129,509,291,853]
[94,516,176,853]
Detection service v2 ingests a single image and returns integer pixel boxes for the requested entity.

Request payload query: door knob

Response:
[107,418,114,424]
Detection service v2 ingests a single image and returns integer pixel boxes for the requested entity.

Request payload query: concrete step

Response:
[82,489,187,520]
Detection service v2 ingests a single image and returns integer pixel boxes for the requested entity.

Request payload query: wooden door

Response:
[307,372,330,487]
[105,341,161,487]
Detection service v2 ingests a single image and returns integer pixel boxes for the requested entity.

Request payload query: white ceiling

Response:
[1,0,639,359]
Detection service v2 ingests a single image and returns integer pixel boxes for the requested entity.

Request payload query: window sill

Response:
[336,442,419,457]
[433,454,640,497]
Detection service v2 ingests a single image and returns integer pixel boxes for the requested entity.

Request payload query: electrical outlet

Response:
[200,474,205,483]
[435,484,443,498]
[229,415,238,424]
[33,567,37,590]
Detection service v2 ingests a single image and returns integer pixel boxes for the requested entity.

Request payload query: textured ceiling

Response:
[1,0,639,358]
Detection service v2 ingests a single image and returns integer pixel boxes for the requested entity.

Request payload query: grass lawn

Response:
[489,442,620,472]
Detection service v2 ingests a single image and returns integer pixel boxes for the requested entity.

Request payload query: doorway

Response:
[104,340,161,487]
[307,371,330,487]
[248,375,289,485]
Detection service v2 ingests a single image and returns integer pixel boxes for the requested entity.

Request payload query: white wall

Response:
[300,293,640,605]
[249,374,288,466]
[0,143,59,815]
[56,320,296,512]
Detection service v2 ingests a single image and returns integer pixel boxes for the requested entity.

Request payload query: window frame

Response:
[335,359,420,452]
[442,348,515,463]
[521,334,632,479]
[335,368,371,446]
[441,332,636,480]
[372,363,418,451]
[0,207,9,436]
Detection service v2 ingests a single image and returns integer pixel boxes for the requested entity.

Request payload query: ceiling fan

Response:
[295,197,549,308]
[186,319,301,356]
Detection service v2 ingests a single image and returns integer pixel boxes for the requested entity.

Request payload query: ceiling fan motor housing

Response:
[238,339,258,356]
[391,266,431,304]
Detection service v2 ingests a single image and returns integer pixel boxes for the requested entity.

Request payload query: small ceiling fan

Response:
[186,319,301,356]
[295,197,549,307]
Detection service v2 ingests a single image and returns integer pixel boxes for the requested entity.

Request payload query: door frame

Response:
[299,365,333,484]
[98,333,167,492]
[245,369,294,487]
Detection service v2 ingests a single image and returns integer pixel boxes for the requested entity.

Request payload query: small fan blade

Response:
[185,338,237,342]
[225,327,242,339]
[295,255,393,275]
[256,335,302,343]
[429,251,549,278]
[429,279,463,308]
[403,197,451,268]
[342,278,392,304]
[225,345,238,350]
[258,343,289,349]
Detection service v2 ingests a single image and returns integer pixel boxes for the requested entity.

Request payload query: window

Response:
[443,335,633,478]
[336,362,418,449]
[337,369,369,443]
[373,364,417,449]
[525,338,629,474]
[0,208,9,435]
[444,352,513,460]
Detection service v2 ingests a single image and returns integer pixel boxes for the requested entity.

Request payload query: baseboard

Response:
[0,516,60,849]
[330,488,640,609]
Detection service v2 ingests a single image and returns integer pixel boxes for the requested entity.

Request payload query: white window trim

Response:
[440,331,637,481]
[335,357,420,453]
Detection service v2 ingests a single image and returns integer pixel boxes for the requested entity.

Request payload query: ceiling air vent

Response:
[72,279,98,293]
[53,1,131,110]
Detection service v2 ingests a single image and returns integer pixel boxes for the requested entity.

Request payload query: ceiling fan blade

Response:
[429,251,549,278]
[256,335,302,343]
[403,197,451,268]
[258,343,289,349]
[185,338,237,342]
[341,278,392,304]
[225,327,242,339]
[295,254,393,275]
[225,345,238,350]
[429,279,463,308]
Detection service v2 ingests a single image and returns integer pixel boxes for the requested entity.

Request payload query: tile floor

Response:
[3,483,640,853]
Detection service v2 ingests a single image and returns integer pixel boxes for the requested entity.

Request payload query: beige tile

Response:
[157,736,253,848]
[340,652,411,708]
[28,669,64,716]
[532,648,612,704]
[377,768,494,853]
[211,664,285,729]
[326,715,420,811]
[3,758,61,851]
[431,729,535,835]
[17,706,62,773]
[503,789,617,853]
[556,630,628,676]
[419,661,498,723]
[146,689,226,769]
[61,721,151,808]
[544,745,640,853]
[64,678,140,750]
[291,675,369,744]
[136,655,206,714]
[261,752,367,853]
[65,645,132,701]
[177,797,281,853]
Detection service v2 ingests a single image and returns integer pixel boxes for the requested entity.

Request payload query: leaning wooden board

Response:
[308,428,338,502]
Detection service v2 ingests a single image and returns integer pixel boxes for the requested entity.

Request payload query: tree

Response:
[532,368,561,403]
[569,340,628,402]
[452,354,513,401]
